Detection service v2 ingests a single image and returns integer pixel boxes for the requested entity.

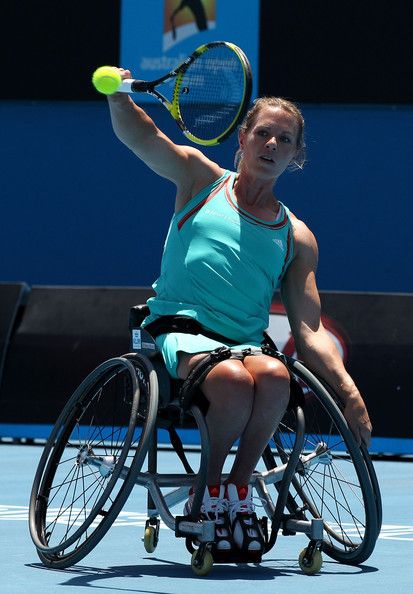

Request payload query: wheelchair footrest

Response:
[175,515,216,542]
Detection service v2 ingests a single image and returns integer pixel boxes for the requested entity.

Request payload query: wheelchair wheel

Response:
[265,357,380,565]
[29,354,158,569]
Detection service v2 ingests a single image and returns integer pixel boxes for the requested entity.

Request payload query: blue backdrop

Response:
[120,0,260,100]
[1,100,412,292]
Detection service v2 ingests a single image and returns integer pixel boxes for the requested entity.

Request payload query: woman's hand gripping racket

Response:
[92,41,252,146]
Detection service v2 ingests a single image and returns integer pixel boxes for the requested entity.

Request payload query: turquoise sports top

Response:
[143,170,294,344]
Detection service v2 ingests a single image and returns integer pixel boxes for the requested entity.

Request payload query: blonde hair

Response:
[235,97,306,171]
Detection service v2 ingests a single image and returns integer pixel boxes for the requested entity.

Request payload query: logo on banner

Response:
[164,0,216,51]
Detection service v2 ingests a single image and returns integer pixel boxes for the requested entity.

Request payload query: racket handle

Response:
[118,79,150,93]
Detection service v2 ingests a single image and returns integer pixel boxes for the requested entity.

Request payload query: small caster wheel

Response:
[298,547,323,574]
[191,549,214,576]
[143,526,157,553]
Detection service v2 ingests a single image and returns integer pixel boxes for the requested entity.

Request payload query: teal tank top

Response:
[143,170,294,344]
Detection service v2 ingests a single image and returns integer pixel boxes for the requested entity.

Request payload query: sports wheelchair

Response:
[29,304,382,576]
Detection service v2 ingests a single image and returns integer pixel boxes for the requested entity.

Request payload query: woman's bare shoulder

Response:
[288,211,319,265]
[175,146,226,211]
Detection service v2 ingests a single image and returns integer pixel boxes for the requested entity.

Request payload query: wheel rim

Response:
[30,358,144,557]
[272,362,378,563]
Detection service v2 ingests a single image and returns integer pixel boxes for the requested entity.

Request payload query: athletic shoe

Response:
[184,485,231,551]
[226,483,264,552]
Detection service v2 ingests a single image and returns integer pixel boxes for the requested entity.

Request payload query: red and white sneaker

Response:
[226,483,265,553]
[184,485,232,551]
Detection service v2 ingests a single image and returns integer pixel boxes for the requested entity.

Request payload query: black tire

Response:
[362,445,383,538]
[265,358,380,565]
[29,354,158,569]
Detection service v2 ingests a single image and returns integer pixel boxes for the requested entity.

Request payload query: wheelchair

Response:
[29,304,382,576]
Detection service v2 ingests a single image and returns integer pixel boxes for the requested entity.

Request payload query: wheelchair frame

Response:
[29,308,382,576]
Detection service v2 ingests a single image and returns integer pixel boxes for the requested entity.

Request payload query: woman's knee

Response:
[202,359,255,414]
[246,356,291,404]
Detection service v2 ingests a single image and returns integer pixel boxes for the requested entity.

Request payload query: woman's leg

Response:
[178,353,255,484]
[227,354,290,485]
[178,351,290,553]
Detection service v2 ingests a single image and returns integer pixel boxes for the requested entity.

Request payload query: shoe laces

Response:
[229,497,254,517]
[202,496,228,521]
[228,494,266,523]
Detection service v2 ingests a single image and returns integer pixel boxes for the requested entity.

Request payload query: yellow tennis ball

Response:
[92,66,122,95]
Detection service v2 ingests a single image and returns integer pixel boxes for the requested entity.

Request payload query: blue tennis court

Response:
[2,444,411,594]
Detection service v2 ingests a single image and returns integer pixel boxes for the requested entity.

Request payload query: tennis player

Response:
[107,78,372,556]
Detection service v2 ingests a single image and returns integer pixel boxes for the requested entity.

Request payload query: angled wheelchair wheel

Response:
[265,357,380,566]
[29,354,158,569]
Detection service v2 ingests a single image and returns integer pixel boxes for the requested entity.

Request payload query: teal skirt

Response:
[156,332,262,379]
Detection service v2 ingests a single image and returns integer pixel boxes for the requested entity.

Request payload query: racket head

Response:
[170,41,252,146]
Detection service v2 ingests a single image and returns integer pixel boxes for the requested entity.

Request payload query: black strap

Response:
[140,311,279,354]
[231,511,266,554]
[168,426,194,474]
[143,315,240,345]
[179,346,233,412]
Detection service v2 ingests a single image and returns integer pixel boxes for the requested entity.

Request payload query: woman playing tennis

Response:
[107,74,372,556]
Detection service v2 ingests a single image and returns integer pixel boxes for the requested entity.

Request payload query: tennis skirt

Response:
[156,332,262,378]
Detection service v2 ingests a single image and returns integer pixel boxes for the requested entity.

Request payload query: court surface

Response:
[1,444,412,594]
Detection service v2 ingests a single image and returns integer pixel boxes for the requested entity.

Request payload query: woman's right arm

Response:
[107,69,223,203]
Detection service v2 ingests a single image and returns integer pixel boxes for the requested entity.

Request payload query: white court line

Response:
[0,504,169,529]
[2,505,412,540]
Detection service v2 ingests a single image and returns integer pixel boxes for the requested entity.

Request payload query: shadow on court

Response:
[26,557,379,589]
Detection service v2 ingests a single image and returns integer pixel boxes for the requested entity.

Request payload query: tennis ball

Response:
[92,66,122,95]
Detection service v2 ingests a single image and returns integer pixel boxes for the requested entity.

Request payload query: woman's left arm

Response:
[280,218,372,447]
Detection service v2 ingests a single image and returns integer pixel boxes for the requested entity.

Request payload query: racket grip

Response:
[118,79,150,93]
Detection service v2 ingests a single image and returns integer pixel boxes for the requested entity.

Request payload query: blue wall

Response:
[1,100,412,292]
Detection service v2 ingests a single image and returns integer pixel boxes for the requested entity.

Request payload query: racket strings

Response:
[178,46,248,141]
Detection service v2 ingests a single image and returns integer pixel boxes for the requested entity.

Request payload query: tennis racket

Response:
[117,41,252,146]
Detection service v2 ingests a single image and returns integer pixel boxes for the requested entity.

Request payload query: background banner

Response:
[0,285,412,455]
[120,0,259,100]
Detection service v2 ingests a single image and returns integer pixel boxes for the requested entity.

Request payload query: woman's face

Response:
[239,106,299,180]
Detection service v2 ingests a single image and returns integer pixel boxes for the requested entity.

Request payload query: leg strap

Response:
[179,345,290,412]
[179,346,233,411]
